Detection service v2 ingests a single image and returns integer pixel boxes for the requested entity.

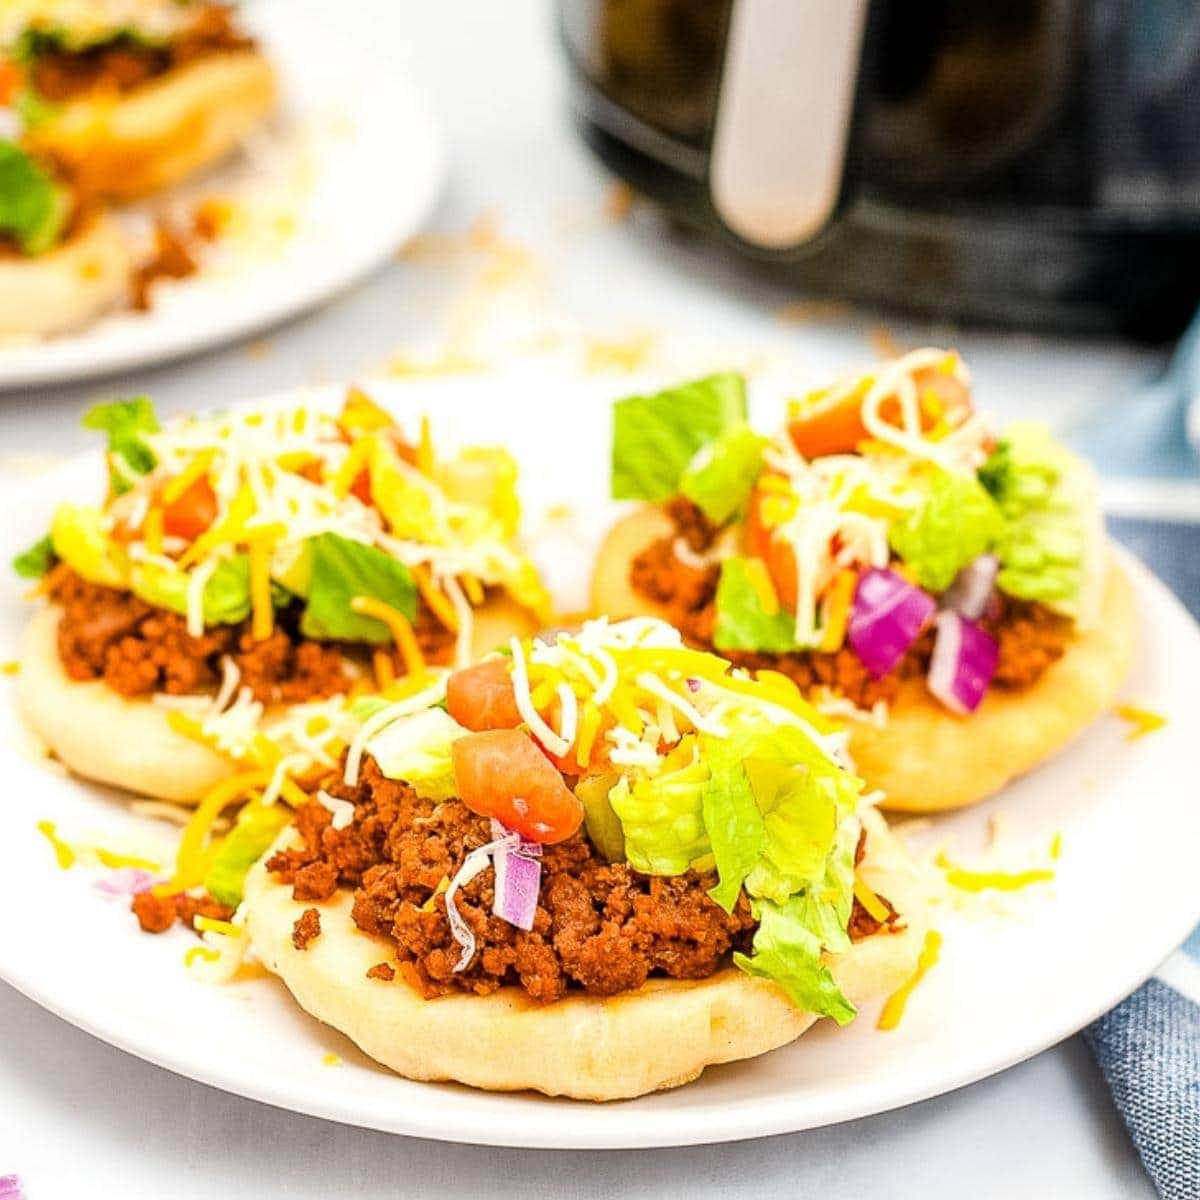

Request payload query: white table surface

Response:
[0,1,1167,1194]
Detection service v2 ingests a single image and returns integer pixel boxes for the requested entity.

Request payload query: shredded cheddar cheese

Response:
[36,819,75,869]
[936,852,1054,894]
[853,871,891,924]
[350,596,424,675]
[1114,704,1166,741]
[249,539,274,641]
[373,649,396,691]
[412,564,459,633]
[819,569,857,652]
[877,929,942,1030]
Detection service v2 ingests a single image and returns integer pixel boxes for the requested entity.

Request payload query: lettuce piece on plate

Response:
[367,708,469,802]
[0,141,68,255]
[205,803,292,907]
[981,423,1101,621]
[299,532,416,643]
[82,397,160,494]
[679,422,768,524]
[12,533,56,579]
[608,736,712,875]
[611,373,748,505]
[712,557,798,654]
[889,468,1003,593]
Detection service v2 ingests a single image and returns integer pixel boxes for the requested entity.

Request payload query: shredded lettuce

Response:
[711,557,798,653]
[575,773,627,864]
[81,397,160,494]
[611,373,748,505]
[735,895,857,1025]
[679,422,768,524]
[12,533,56,579]
[367,438,442,542]
[608,736,711,875]
[299,532,417,643]
[0,140,68,256]
[204,803,292,907]
[130,556,253,626]
[366,708,468,801]
[980,424,1099,620]
[50,504,127,588]
[700,743,764,912]
[889,468,1003,592]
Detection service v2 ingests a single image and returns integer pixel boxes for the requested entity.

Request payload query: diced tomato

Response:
[446,657,522,731]
[451,729,583,844]
[349,467,371,505]
[787,364,972,458]
[787,382,874,459]
[745,483,798,612]
[0,61,20,106]
[162,476,218,541]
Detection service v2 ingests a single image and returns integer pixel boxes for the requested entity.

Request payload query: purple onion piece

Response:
[94,868,158,898]
[942,554,999,621]
[492,848,542,931]
[848,568,937,678]
[685,677,702,693]
[927,611,999,714]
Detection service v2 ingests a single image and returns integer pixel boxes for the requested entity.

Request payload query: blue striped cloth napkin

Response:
[1070,316,1200,1200]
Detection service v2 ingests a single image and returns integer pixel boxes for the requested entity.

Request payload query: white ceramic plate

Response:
[0,3,443,390]
[1,374,1197,1150]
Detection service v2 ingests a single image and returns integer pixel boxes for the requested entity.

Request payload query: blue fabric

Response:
[1080,310,1200,1199]
[1085,982,1200,1200]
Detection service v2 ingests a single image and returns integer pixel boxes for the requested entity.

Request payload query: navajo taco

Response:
[0,139,131,337]
[591,351,1136,811]
[15,389,549,802]
[6,0,276,201]
[242,616,924,1100]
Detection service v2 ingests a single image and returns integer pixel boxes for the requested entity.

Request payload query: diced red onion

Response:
[489,817,541,858]
[685,677,701,693]
[941,554,998,620]
[927,611,998,714]
[848,568,936,678]
[492,846,542,931]
[94,868,157,898]
[0,1175,24,1200]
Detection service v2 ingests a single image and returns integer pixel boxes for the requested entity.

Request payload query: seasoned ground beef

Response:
[131,889,234,934]
[29,5,254,103]
[265,756,897,1003]
[631,499,1071,709]
[49,569,353,703]
[292,907,322,950]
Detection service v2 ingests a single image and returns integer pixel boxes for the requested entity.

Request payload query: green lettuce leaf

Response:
[12,533,56,579]
[130,556,252,626]
[734,894,857,1024]
[82,397,160,494]
[679,422,768,524]
[204,803,292,907]
[50,504,127,588]
[575,773,627,864]
[700,744,764,912]
[0,141,68,256]
[299,532,417,643]
[980,424,1099,619]
[611,373,748,504]
[366,708,468,801]
[608,736,711,875]
[711,557,798,654]
[13,88,60,130]
[889,468,1003,592]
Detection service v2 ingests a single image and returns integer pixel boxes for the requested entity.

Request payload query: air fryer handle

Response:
[708,0,875,253]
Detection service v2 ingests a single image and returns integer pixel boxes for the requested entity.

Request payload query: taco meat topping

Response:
[631,499,1071,709]
[28,5,255,104]
[265,755,899,1003]
[47,567,454,704]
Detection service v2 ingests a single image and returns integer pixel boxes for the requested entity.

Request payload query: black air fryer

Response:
[559,0,1200,338]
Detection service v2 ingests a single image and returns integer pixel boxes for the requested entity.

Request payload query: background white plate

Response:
[0,2,443,390]
[1,374,1197,1150]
